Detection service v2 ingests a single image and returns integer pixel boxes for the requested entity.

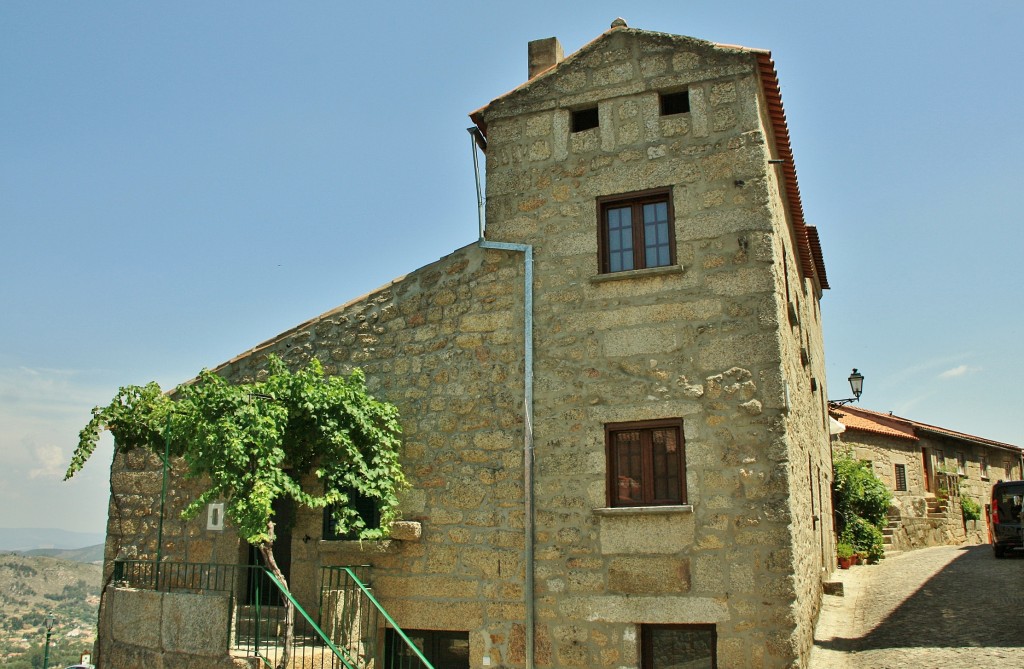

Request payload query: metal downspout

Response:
[469,128,536,669]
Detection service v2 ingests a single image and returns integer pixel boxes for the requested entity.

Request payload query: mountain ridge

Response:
[0,528,105,552]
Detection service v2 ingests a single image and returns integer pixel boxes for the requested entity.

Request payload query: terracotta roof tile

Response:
[832,404,1022,454]
[830,405,918,441]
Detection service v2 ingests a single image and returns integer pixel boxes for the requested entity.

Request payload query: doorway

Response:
[245,494,295,606]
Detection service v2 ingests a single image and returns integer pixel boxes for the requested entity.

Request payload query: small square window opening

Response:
[571,107,599,132]
[641,624,716,669]
[660,90,690,116]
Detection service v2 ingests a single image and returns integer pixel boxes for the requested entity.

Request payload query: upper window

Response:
[956,452,967,476]
[598,189,675,274]
[659,90,690,116]
[642,624,716,669]
[571,106,599,132]
[980,456,989,480]
[606,419,686,507]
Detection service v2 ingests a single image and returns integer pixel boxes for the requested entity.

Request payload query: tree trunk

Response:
[258,528,294,669]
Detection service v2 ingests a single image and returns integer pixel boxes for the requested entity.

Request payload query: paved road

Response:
[809,544,1023,668]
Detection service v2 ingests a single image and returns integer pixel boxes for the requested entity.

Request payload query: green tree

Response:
[833,451,893,560]
[65,356,406,669]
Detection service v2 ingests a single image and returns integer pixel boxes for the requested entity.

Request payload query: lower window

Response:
[607,419,686,506]
[642,624,716,669]
[323,490,380,540]
[385,629,469,669]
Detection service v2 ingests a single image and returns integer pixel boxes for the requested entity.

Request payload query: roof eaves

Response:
[909,422,1022,454]
[754,52,826,292]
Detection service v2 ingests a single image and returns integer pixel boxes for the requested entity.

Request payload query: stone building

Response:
[831,404,1023,551]
[97,21,836,669]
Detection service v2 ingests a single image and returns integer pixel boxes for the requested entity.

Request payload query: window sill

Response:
[590,264,684,284]
[319,521,421,551]
[593,504,693,516]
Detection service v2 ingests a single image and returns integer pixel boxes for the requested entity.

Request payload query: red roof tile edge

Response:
[833,404,1022,453]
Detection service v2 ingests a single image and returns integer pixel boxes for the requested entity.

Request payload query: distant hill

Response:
[21,544,104,565]
[0,528,105,552]
[0,553,101,665]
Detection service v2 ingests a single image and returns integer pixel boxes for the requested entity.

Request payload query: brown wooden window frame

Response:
[597,188,676,274]
[894,463,907,492]
[641,623,717,669]
[606,418,686,507]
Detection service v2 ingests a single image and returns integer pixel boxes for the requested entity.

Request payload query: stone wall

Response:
[99,27,832,669]
[100,587,249,669]
[477,27,830,669]
[833,429,1016,552]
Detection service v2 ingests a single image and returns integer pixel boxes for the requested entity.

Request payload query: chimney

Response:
[528,37,563,79]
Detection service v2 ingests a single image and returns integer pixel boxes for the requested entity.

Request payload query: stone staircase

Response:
[926,496,950,519]
[881,512,903,556]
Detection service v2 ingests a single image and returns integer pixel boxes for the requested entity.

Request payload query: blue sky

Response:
[2,2,1022,534]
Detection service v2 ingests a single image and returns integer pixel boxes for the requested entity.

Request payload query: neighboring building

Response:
[831,404,1023,551]
[97,21,835,669]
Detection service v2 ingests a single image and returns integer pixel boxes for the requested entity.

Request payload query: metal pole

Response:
[42,614,54,669]
[155,413,170,587]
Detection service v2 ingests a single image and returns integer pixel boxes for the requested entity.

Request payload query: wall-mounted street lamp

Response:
[42,612,55,669]
[829,368,864,406]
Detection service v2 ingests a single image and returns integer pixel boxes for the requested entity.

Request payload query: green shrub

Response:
[834,452,893,529]
[834,451,892,561]
[960,495,982,522]
[839,515,885,556]
[836,542,855,559]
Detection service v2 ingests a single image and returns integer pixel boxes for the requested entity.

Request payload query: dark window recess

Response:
[323,491,380,540]
[599,189,675,273]
[894,464,907,492]
[571,106,599,132]
[607,419,686,506]
[386,629,469,669]
[642,624,716,669]
[660,90,690,116]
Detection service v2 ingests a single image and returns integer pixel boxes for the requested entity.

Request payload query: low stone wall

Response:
[100,587,250,669]
[897,516,965,551]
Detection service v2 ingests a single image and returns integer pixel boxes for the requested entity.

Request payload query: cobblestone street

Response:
[809,544,1023,668]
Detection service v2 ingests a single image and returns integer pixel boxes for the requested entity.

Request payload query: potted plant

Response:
[855,550,868,565]
[837,543,855,569]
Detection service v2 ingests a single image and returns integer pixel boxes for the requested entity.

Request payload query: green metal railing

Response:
[320,566,434,669]
[112,560,434,669]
